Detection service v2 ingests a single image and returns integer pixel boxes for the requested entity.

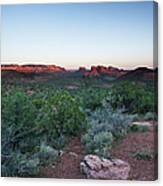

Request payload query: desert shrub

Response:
[1,91,42,176]
[33,143,60,166]
[143,112,157,121]
[128,113,143,122]
[1,90,39,154]
[82,104,134,158]
[1,152,40,177]
[37,90,87,138]
[74,88,109,111]
[130,124,149,133]
[82,130,113,158]
[133,149,154,160]
[1,89,87,177]
[109,81,155,114]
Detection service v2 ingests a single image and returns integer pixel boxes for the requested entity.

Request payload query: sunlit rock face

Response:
[1,64,65,73]
[83,65,127,78]
[84,66,100,77]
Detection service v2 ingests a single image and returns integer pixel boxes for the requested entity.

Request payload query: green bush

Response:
[1,152,40,177]
[37,91,87,138]
[109,81,155,114]
[143,112,157,121]
[82,104,134,158]
[1,89,87,177]
[34,143,60,166]
[133,149,154,160]
[82,131,113,158]
[74,88,109,111]
[130,124,149,132]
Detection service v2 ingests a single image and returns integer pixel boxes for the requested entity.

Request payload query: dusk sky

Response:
[1,2,154,69]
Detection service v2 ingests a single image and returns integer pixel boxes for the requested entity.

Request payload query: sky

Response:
[1,2,155,69]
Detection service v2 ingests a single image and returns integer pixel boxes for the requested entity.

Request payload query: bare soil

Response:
[111,121,158,181]
[39,137,86,179]
[40,121,158,180]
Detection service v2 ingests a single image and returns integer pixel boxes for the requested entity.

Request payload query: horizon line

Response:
[1,63,156,71]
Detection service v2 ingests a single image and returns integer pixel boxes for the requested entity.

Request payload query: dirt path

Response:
[111,121,158,181]
[40,137,86,179]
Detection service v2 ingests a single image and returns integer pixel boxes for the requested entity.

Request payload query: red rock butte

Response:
[83,65,127,78]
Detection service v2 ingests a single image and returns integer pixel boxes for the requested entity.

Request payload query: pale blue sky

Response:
[1,2,155,69]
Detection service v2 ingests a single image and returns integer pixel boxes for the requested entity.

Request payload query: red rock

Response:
[80,154,130,180]
[78,67,86,72]
[1,64,65,73]
[83,65,126,78]
[84,66,100,77]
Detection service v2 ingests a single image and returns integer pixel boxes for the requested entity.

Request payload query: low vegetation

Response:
[130,124,150,133]
[109,81,156,114]
[82,102,135,158]
[1,89,87,176]
[132,149,154,161]
[1,74,157,177]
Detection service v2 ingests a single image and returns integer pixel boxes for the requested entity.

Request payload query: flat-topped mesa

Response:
[1,64,66,73]
[1,64,19,71]
[47,65,65,72]
[19,65,47,72]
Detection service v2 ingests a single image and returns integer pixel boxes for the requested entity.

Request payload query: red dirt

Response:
[39,137,86,179]
[40,121,158,180]
[111,122,158,181]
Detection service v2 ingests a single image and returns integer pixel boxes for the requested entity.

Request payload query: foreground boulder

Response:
[80,155,130,180]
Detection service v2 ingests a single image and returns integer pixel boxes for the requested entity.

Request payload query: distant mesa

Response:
[84,66,100,77]
[1,64,156,82]
[79,65,127,78]
[2,64,128,78]
[77,66,156,81]
[118,67,157,82]
[1,64,65,73]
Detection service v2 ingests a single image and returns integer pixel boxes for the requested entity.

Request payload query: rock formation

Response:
[80,154,130,180]
[83,66,127,78]
[1,64,65,73]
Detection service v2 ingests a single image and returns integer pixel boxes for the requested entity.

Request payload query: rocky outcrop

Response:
[80,155,130,180]
[84,66,100,77]
[107,66,127,77]
[83,66,127,78]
